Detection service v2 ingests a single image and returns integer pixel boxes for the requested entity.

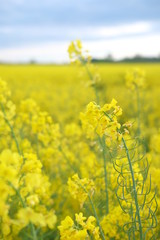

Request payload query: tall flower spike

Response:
[125,68,146,90]
[80,99,123,146]
[68,40,100,103]
[67,174,105,240]
[68,40,91,64]
[81,99,157,239]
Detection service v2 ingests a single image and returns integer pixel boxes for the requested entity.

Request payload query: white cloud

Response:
[96,22,152,37]
[0,42,69,63]
[0,34,160,63]
[84,34,160,59]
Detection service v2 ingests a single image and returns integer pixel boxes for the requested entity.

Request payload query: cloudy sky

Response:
[0,0,160,63]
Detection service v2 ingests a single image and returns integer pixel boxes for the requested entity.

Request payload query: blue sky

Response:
[0,0,160,62]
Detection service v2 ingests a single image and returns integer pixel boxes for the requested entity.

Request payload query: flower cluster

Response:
[68,40,91,64]
[0,81,58,239]
[80,99,123,145]
[0,148,57,239]
[68,174,95,207]
[58,212,101,240]
[101,206,130,239]
[125,68,145,90]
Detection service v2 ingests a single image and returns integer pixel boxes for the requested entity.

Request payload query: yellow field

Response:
[0,63,160,123]
[0,57,160,239]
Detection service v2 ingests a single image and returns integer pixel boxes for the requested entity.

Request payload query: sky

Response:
[0,0,160,63]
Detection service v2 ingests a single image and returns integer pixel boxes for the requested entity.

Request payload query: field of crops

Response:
[0,41,160,239]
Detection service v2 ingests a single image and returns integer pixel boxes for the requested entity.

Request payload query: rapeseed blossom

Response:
[58,213,101,240]
[125,68,145,90]
[68,40,91,64]
[68,174,95,207]
[80,99,123,146]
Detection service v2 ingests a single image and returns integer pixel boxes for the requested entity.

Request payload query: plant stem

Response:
[79,183,105,240]
[1,103,37,240]
[59,145,81,175]
[104,110,143,239]
[1,103,22,156]
[30,223,38,240]
[122,136,143,240]
[82,61,99,104]
[87,193,105,240]
[86,64,99,103]
[136,87,141,137]
[9,182,38,240]
[8,182,26,208]
[99,136,109,214]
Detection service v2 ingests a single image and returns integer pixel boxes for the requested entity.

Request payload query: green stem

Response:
[79,183,105,240]
[122,136,143,240]
[1,103,22,156]
[130,204,136,240]
[99,136,109,214]
[86,64,99,104]
[30,223,38,240]
[136,87,141,137]
[1,103,26,171]
[81,61,99,104]
[8,182,26,208]
[59,146,80,174]
[9,182,38,240]
[104,111,143,238]
[1,103,37,240]
[87,193,105,240]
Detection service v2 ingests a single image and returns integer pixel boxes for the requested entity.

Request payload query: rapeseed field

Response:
[0,41,159,239]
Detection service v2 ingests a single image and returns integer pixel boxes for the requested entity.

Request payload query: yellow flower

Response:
[125,68,145,90]
[17,207,46,227]
[68,174,95,207]
[26,194,39,207]
[75,212,86,227]
[68,40,91,64]
[80,100,123,146]
[44,210,57,229]
[58,213,100,240]
[0,79,11,103]
[86,216,96,231]
[21,153,42,174]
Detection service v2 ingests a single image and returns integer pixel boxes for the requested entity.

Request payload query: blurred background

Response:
[0,0,160,63]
